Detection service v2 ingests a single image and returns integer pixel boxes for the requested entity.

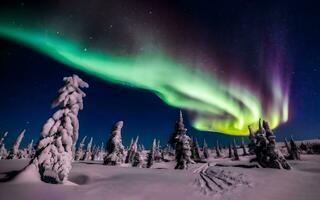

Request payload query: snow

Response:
[1,154,320,200]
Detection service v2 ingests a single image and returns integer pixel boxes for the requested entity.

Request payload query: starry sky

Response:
[0,0,320,149]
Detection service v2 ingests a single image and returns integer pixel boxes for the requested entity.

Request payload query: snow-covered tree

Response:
[171,111,194,169]
[216,140,222,158]
[169,110,185,148]
[241,137,248,156]
[0,132,8,160]
[132,151,144,168]
[84,137,93,161]
[191,138,201,161]
[24,139,35,159]
[104,121,125,165]
[7,129,25,159]
[232,139,239,160]
[228,143,233,158]
[0,143,7,160]
[147,139,156,168]
[286,136,300,160]
[0,131,8,146]
[203,139,209,159]
[125,136,139,163]
[14,74,89,184]
[154,140,162,162]
[251,119,291,170]
[75,136,87,161]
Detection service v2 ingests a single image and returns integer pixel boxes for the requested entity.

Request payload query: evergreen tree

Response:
[104,121,125,165]
[203,139,209,159]
[14,75,88,184]
[7,129,25,159]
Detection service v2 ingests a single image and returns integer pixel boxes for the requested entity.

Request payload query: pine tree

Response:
[228,143,233,158]
[241,137,248,156]
[171,111,194,169]
[125,136,139,163]
[0,132,8,160]
[75,136,87,161]
[147,139,156,168]
[14,75,88,184]
[7,129,25,159]
[84,137,93,160]
[104,121,125,165]
[216,140,222,158]
[203,139,209,159]
[233,139,239,160]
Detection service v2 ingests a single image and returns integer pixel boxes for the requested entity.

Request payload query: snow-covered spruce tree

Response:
[228,143,233,158]
[241,137,248,156]
[287,136,300,160]
[252,119,291,169]
[0,131,8,147]
[0,143,7,160]
[232,139,239,160]
[170,111,194,169]
[25,140,35,159]
[248,125,256,155]
[168,110,185,148]
[14,75,88,184]
[191,138,201,161]
[132,151,144,168]
[104,121,125,165]
[125,136,139,163]
[147,139,156,168]
[75,136,87,161]
[216,140,222,158]
[7,129,26,159]
[203,139,209,159]
[0,132,8,160]
[155,140,162,162]
[84,137,93,161]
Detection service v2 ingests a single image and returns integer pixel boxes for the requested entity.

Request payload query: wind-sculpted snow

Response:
[194,165,252,197]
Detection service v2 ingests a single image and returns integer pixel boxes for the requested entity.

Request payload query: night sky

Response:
[1,0,320,149]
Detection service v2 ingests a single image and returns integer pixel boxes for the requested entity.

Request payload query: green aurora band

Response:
[0,23,289,136]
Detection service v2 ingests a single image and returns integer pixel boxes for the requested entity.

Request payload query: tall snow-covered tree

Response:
[25,139,35,159]
[171,111,194,169]
[7,129,25,159]
[215,140,222,158]
[169,110,185,148]
[0,132,8,160]
[191,138,201,160]
[228,143,233,158]
[125,136,139,163]
[154,140,162,162]
[84,137,93,161]
[104,121,125,165]
[233,139,239,160]
[0,131,8,147]
[241,137,248,156]
[14,75,88,184]
[147,139,156,168]
[75,136,87,161]
[203,139,209,159]
[0,143,7,160]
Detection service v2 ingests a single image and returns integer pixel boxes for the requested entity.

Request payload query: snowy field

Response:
[0,154,320,200]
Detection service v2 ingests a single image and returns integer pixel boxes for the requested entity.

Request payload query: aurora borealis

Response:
[0,1,291,136]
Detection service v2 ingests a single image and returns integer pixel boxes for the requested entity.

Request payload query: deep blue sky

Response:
[1,0,320,149]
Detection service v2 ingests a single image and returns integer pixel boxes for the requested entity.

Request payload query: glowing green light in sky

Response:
[0,22,289,136]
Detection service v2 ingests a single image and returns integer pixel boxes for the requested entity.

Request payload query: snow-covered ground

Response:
[0,154,320,200]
